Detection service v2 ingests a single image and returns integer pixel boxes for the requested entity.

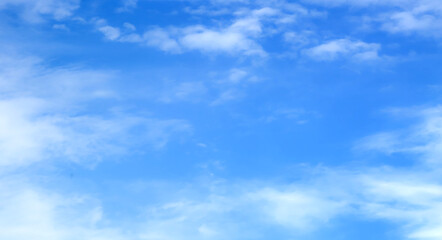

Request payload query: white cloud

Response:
[70,166,442,240]
[135,182,348,240]
[357,173,442,240]
[94,19,123,41]
[228,68,249,83]
[0,98,192,170]
[305,39,381,61]
[381,9,442,35]
[0,98,63,168]
[96,5,314,56]
[99,26,121,41]
[153,68,259,105]
[179,26,265,55]
[352,106,442,238]
[357,106,442,165]
[116,23,266,56]
[0,54,118,104]
[284,31,316,47]
[250,188,346,230]
[117,0,138,12]
[303,0,442,37]
[140,197,239,240]
[123,22,136,31]
[53,24,69,31]
[0,53,192,169]
[158,81,207,103]
[356,132,403,154]
[3,165,442,240]
[210,89,242,105]
[302,0,411,6]
[143,28,182,53]
[133,167,442,240]
[0,176,129,240]
[385,12,435,32]
[0,0,79,23]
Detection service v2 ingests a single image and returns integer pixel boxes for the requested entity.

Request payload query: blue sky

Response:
[1,0,442,239]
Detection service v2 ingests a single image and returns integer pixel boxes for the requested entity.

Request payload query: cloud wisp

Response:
[0,53,192,169]
[305,39,381,61]
[94,5,316,57]
[0,0,79,23]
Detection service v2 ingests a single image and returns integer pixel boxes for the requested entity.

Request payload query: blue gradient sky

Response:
[1,1,442,240]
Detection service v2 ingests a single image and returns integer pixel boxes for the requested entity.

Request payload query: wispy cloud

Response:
[0,0,79,23]
[305,39,381,61]
[158,81,207,103]
[0,53,192,169]
[101,22,266,56]
[127,166,442,240]
[356,106,442,165]
[117,0,138,13]
[94,5,317,57]
[134,179,348,240]
[3,165,442,240]
[0,175,129,240]
[304,0,442,38]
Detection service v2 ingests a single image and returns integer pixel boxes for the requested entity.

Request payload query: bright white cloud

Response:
[305,39,381,61]
[0,98,63,168]
[357,173,442,240]
[351,106,442,238]
[0,53,192,169]
[0,176,129,240]
[95,5,314,56]
[0,98,192,169]
[94,19,123,41]
[115,23,266,56]
[250,188,346,230]
[179,26,265,55]
[98,26,121,41]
